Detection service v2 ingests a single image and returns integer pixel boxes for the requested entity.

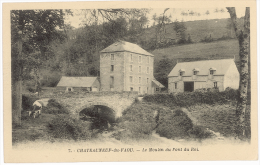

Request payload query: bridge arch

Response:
[74,101,120,122]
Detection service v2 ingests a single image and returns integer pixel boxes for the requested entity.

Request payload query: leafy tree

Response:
[189,10,195,20]
[205,10,210,20]
[226,7,250,140]
[154,56,176,88]
[11,9,67,125]
[153,8,171,45]
[173,19,187,44]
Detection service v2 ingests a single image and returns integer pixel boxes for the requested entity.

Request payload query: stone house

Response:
[56,76,100,92]
[100,40,164,94]
[168,59,239,93]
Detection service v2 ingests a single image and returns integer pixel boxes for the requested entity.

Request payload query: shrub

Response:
[143,89,238,108]
[156,108,193,139]
[43,99,69,114]
[22,95,39,111]
[188,125,213,140]
[116,103,158,140]
[48,115,96,140]
[200,34,213,43]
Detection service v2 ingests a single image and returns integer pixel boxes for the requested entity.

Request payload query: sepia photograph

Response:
[2,0,258,163]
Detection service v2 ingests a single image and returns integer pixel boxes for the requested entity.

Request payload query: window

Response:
[130,65,132,72]
[180,72,183,76]
[139,55,142,63]
[111,54,114,60]
[130,87,133,91]
[130,54,132,61]
[147,78,149,84]
[111,65,114,72]
[147,87,149,93]
[147,56,149,63]
[139,66,141,73]
[210,70,214,75]
[147,67,149,74]
[175,83,177,89]
[193,71,198,75]
[139,77,141,83]
[139,87,141,93]
[110,76,114,88]
[214,82,218,87]
[129,76,133,83]
[156,88,159,91]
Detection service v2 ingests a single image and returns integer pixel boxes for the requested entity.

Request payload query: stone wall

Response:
[53,91,138,119]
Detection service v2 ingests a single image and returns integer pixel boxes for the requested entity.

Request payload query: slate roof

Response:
[100,41,153,56]
[168,59,235,77]
[152,79,165,88]
[57,76,98,87]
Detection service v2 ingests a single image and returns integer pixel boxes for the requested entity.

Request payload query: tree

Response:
[226,7,250,140]
[11,10,67,125]
[189,10,195,21]
[154,56,175,88]
[205,10,210,20]
[153,8,171,45]
[173,20,187,44]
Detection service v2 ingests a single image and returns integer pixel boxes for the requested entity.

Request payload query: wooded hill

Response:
[23,17,243,90]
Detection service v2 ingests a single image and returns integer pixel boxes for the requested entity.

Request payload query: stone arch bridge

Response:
[52,91,138,120]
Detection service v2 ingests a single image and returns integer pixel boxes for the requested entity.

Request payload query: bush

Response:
[115,103,158,140]
[48,115,96,140]
[143,89,238,108]
[156,109,193,139]
[188,125,213,140]
[43,99,69,114]
[200,34,213,43]
[22,95,39,111]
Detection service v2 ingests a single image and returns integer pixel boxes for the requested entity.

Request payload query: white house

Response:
[56,76,100,92]
[168,59,239,93]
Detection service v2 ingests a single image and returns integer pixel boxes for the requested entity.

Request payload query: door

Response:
[184,82,194,92]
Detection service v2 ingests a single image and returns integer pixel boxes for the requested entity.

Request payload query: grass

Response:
[187,104,251,138]
[152,39,239,66]
[141,18,243,45]
[156,108,193,140]
[12,113,57,144]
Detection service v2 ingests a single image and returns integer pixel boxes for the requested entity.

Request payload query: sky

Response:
[66,7,246,28]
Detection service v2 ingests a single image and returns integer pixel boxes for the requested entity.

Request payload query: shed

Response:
[56,76,100,92]
[151,79,165,94]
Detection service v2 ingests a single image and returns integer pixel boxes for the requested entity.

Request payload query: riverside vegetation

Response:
[13,87,248,144]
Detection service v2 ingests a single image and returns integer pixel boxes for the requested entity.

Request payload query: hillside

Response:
[141,18,243,43]
[151,39,239,63]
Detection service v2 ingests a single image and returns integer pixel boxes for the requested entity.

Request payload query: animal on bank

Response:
[28,100,43,118]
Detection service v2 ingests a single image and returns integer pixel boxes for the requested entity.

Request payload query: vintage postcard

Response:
[2,0,258,163]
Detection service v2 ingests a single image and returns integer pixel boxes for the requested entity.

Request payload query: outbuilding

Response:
[56,76,100,92]
[168,59,239,93]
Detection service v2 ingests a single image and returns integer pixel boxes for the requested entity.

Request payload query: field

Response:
[142,18,244,43]
[152,39,239,64]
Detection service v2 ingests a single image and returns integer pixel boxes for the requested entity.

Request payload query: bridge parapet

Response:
[53,91,138,119]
